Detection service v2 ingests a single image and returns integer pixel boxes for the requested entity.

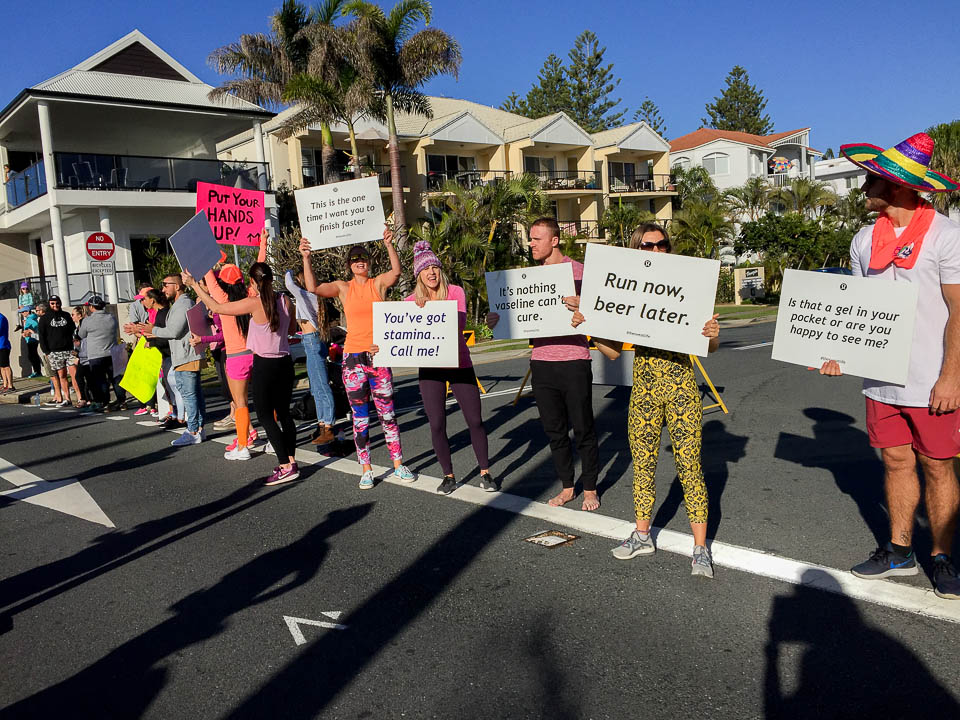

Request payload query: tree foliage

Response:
[633,97,667,136]
[925,120,960,214]
[600,203,655,246]
[702,65,773,135]
[500,30,624,131]
[672,198,734,259]
[672,165,717,210]
[725,177,770,222]
[772,178,836,217]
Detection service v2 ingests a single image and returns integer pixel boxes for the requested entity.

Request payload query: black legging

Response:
[25,341,41,375]
[252,354,296,463]
[88,357,113,405]
[419,366,489,477]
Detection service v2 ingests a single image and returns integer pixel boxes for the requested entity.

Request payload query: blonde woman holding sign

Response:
[374,240,496,495]
[573,223,720,578]
[299,230,415,490]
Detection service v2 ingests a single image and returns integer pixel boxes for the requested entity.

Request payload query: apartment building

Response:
[218,97,676,242]
[0,30,275,303]
[670,127,821,190]
[814,156,866,197]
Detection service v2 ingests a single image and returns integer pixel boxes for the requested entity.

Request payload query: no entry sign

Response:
[86,232,116,261]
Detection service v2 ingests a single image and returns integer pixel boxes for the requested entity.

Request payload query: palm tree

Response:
[345,0,462,244]
[672,165,716,210]
[926,120,960,215]
[725,176,770,222]
[600,201,655,246]
[773,177,836,218]
[671,198,734,259]
[282,3,383,180]
[208,1,318,174]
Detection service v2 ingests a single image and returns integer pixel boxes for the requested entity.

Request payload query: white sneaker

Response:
[264,441,275,455]
[224,446,251,461]
[170,430,203,447]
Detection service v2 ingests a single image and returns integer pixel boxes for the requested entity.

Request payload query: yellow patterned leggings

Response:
[627,349,708,524]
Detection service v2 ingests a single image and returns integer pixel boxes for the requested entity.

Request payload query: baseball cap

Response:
[48,295,62,304]
[20,281,29,289]
[134,286,154,300]
[218,264,244,285]
[347,245,370,261]
[86,295,106,310]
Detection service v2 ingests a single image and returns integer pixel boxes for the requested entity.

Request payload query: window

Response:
[609,161,636,182]
[428,154,476,178]
[846,176,861,189]
[524,155,556,176]
[672,157,690,170]
[702,152,729,176]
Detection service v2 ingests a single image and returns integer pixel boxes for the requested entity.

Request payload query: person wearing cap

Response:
[37,295,75,407]
[299,228,416,489]
[79,295,123,411]
[16,281,34,330]
[819,133,960,599]
[126,283,157,417]
[21,307,42,378]
[372,240,497,495]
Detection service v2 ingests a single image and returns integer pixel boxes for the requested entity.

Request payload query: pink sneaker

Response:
[134,408,151,416]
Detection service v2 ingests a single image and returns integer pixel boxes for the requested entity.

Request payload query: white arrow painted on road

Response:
[0,457,115,528]
[284,613,349,645]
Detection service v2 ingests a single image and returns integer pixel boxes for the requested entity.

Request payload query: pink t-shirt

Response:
[405,283,472,368]
[530,256,590,362]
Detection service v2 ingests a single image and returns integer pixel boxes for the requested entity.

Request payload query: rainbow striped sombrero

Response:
[840,132,957,193]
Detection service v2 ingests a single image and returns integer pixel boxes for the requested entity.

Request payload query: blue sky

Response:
[4,0,958,154]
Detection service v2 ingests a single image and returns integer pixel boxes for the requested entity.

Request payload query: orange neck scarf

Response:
[869,200,935,270]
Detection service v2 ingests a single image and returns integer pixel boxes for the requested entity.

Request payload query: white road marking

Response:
[733,341,773,351]
[136,421,159,427]
[105,416,129,421]
[284,613,348,645]
[0,457,114,528]
[150,420,960,624]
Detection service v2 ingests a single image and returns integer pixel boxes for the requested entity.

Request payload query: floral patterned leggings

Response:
[342,352,402,465]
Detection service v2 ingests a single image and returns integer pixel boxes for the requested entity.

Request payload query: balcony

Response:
[54,152,270,192]
[558,219,603,241]
[526,170,600,192]
[608,173,675,194]
[303,164,404,189]
[4,160,47,210]
[766,173,791,187]
[426,169,511,192]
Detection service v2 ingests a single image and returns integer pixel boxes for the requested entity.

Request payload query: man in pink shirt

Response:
[488,218,600,510]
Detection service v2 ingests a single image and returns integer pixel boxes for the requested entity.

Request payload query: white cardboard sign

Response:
[484,264,577,339]
[578,244,720,356]
[295,176,385,250]
[772,269,917,384]
[372,300,458,368]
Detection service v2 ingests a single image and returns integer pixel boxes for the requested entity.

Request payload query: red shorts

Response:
[865,397,960,459]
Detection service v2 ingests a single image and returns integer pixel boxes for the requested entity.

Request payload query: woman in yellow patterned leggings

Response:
[573,223,719,577]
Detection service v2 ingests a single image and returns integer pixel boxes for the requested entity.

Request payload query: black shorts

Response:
[0,348,9,368]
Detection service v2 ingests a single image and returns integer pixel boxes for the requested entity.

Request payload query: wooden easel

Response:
[511,350,729,414]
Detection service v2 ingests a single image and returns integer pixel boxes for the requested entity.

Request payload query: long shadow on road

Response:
[0,482,297,629]
[0,505,372,719]
[764,569,960,718]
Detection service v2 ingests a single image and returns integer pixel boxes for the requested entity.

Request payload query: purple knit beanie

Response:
[413,240,441,278]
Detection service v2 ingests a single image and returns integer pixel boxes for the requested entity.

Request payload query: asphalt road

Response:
[2,322,959,719]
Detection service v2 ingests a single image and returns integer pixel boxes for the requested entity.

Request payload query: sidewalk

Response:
[0,377,52,405]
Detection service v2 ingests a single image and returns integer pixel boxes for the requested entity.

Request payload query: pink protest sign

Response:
[196,181,265,246]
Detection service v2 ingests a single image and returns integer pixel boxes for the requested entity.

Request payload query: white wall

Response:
[671,140,754,190]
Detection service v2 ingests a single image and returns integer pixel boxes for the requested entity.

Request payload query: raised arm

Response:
[257,227,268,263]
[375,226,402,297]
[183,271,260,317]
[203,269,228,303]
[299,237,343,298]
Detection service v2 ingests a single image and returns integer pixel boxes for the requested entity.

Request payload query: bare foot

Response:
[548,488,576,507]
[581,491,600,512]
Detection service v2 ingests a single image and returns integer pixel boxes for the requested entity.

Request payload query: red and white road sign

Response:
[85,232,115,261]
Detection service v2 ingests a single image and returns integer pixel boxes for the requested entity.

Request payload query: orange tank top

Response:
[342,277,380,353]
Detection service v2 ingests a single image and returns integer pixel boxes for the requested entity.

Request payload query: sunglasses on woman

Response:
[639,239,670,250]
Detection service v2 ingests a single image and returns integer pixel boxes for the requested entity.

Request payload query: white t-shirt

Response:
[850,212,960,406]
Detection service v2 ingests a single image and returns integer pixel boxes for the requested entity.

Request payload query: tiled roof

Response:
[670,127,810,152]
[33,69,267,113]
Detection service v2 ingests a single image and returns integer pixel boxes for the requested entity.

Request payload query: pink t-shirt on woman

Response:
[405,283,472,368]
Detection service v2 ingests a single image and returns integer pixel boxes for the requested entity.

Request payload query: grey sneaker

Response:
[611,530,655,560]
[478,473,500,492]
[692,545,714,578]
[358,470,375,490]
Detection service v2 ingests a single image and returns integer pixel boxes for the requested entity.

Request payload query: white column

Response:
[253,120,278,239]
[99,207,120,303]
[38,101,69,301]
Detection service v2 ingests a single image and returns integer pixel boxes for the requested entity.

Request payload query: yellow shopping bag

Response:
[119,337,162,403]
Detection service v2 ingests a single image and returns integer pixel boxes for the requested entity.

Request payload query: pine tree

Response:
[702,65,773,135]
[500,91,529,116]
[524,54,572,118]
[566,30,624,132]
[823,148,835,159]
[633,97,667,136]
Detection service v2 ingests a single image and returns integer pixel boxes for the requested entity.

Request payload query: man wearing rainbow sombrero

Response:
[820,133,960,599]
